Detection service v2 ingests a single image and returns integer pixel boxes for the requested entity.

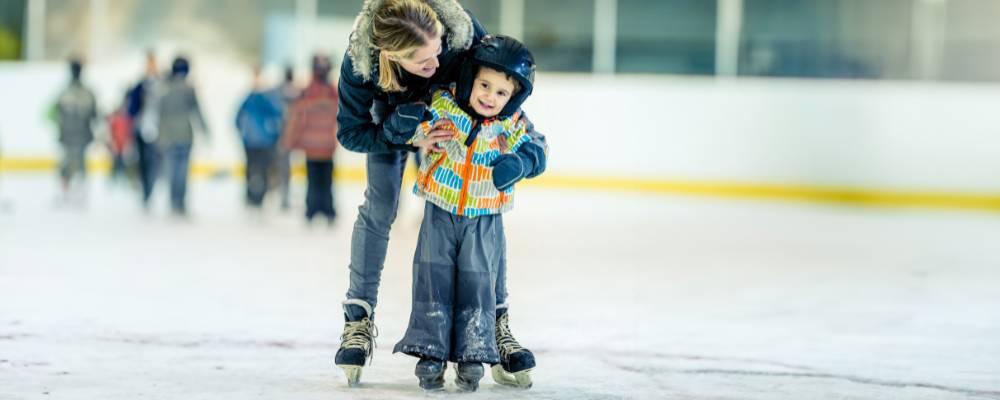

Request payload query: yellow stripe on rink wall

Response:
[525,174,1000,212]
[2,156,999,212]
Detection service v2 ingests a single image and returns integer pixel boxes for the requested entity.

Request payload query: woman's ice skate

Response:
[335,300,377,387]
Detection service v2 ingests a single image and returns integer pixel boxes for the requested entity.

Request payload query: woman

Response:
[333,0,547,388]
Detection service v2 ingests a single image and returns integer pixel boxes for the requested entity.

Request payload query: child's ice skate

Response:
[456,362,484,392]
[491,308,535,389]
[335,300,377,387]
[415,358,446,391]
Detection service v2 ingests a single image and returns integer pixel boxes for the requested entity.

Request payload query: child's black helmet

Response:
[456,35,536,119]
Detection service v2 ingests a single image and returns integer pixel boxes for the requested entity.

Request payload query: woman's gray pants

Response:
[344,152,509,312]
[393,202,503,363]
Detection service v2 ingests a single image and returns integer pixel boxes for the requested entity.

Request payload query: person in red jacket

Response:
[282,55,339,223]
[106,93,134,185]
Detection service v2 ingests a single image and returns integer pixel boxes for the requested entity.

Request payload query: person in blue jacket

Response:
[333,0,547,389]
[235,66,285,208]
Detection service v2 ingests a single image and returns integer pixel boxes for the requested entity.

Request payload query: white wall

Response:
[526,74,1000,192]
[3,61,1000,193]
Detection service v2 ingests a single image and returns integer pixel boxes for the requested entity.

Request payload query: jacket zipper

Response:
[456,120,480,216]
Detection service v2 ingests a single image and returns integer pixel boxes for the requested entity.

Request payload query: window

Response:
[616,0,716,75]
[90,0,296,63]
[524,0,594,72]
[459,0,500,35]
[318,0,363,17]
[0,0,26,60]
[739,0,912,79]
[941,0,1000,81]
[44,0,90,60]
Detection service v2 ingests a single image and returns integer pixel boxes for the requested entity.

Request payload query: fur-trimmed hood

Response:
[347,0,474,82]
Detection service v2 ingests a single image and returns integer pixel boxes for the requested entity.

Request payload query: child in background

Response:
[106,93,134,185]
[390,35,540,392]
[235,66,284,209]
[282,55,340,224]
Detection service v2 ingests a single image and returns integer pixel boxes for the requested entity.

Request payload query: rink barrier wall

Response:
[2,156,999,212]
[5,62,1000,212]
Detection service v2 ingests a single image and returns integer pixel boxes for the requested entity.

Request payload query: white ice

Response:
[1,174,999,399]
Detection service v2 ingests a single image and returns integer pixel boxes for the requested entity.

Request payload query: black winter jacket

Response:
[336,0,547,178]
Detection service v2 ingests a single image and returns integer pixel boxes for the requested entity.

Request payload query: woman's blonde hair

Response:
[372,0,444,92]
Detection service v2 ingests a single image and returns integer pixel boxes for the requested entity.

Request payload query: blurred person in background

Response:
[332,0,546,388]
[282,54,339,225]
[127,51,164,210]
[156,56,208,217]
[235,66,284,209]
[106,92,135,186]
[54,58,99,205]
[273,65,300,211]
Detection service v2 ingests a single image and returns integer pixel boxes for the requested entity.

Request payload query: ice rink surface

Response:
[1,174,999,399]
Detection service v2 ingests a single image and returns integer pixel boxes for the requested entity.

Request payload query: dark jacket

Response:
[55,81,98,146]
[156,78,207,147]
[337,0,480,153]
[337,0,547,177]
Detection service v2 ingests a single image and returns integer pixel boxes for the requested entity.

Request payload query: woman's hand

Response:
[383,102,429,144]
[412,119,453,153]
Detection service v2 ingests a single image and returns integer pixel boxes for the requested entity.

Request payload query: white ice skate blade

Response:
[491,364,533,389]
[341,365,363,388]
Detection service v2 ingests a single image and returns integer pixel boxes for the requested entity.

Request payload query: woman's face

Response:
[390,35,443,78]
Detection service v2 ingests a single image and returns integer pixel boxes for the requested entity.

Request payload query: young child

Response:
[282,55,339,224]
[106,93,134,185]
[390,35,538,392]
[235,66,284,209]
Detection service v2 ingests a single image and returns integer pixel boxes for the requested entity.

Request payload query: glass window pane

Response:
[80,0,297,63]
[318,0,364,17]
[44,0,90,60]
[616,0,716,75]
[318,1,498,35]
[941,0,1000,81]
[0,0,26,60]
[739,0,912,79]
[459,0,500,35]
[524,0,594,72]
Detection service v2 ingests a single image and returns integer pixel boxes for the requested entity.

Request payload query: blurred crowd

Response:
[49,50,341,223]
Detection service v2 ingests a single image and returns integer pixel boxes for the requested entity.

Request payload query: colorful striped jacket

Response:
[409,87,531,217]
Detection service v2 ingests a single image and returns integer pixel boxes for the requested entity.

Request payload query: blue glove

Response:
[491,153,528,191]
[383,102,429,145]
[516,142,546,179]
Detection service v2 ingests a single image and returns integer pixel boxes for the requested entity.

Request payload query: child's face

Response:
[469,67,516,118]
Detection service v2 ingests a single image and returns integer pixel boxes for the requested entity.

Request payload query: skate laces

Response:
[341,317,379,364]
[495,313,524,357]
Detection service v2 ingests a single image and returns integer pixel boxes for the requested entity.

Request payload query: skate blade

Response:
[456,378,480,392]
[419,380,445,392]
[491,364,533,389]
[341,365,363,388]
